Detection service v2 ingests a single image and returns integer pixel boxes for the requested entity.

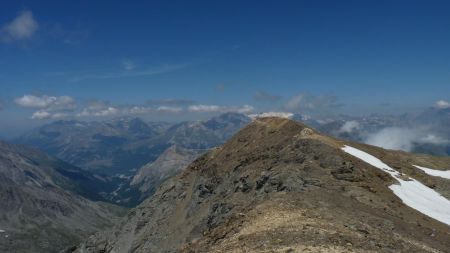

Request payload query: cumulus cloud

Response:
[1,10,39,43]
[14,94,76,120]
[365,127,449,152]
[14,94,76,111]
[188,104,221,113]
[338,120,360,134]
[14,94,254,120]
[435,100,450,109]
[235,105,254,114]
[76,100,167,117]
[127,106,152,114]
[156,106,182,113]
[75,99,252,118]
[15,95,54,108]
[253,91,281,102]
[187,104,254,114]
[76,100,129,117]
[248,111,294,119]
[92,107,119,117]
[31,110,51,120]
[77,106,120,117]
[31,110,68,120]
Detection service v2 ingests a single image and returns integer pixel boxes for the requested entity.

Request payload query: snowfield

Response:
[342,145,450,226]
[413,165,450,180]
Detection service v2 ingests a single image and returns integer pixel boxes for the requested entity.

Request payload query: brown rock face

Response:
[74,117,450,253]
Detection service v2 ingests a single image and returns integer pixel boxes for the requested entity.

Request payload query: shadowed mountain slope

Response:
[0,141,124,253]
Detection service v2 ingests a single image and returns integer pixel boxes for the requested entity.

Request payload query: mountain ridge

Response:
[73,117,450,253]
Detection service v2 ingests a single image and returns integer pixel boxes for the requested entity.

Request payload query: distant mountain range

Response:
[0,140,124,253]
[72,117,450,252]
[14,109,450,207]
[16,113,250,175]
[15,118,169,176]
[15,113,251,206]
[2,111,450,252]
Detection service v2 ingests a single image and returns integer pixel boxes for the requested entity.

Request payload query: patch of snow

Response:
[342,145,450,226]
[413,165,450,180]
[341,146,400,178]
[248,112,294,119]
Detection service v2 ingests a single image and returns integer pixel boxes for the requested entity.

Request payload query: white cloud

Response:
[188,104,222,113]
[187,104,254,114]
[94,107,119,116]
[15,94,75,120]
[338,120,360,134]
[248,111,294,119]
[31,110,68,120]
[77,106,119,117]
[77,104,156,117]
[15,94,254,120]
[1,10,38,42]
[365,127,449,152]
[435,100,450,109]
[15,95,54,108]
[127,106,152,114]
[31,110,51,120]
[236,105,254,114]
[156,106,182,113]
[14,94,75,111]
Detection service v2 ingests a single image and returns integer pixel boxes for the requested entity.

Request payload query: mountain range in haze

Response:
[12,106,450,207]
[15,113,251,206]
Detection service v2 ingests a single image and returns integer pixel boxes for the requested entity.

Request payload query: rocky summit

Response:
[73,117,450,253]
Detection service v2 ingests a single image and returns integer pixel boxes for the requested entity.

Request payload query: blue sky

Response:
[1,0,450,136]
